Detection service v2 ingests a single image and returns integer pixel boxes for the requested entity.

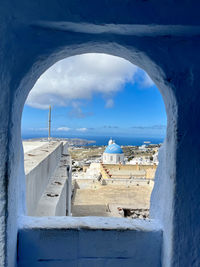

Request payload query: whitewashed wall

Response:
[25,142,63,215]
[0,1,199,266]
[103,153,124,164]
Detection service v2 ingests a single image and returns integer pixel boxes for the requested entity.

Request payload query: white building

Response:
[139,144,147,151]
[103,139,124,164]
[153,151,159,165]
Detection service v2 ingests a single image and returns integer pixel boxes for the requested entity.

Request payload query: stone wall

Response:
[101,164,157,179]
[24,141,68,216]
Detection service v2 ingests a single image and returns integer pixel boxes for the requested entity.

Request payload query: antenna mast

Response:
[48,105,51,141]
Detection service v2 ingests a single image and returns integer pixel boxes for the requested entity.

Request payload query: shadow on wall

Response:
[1,3,185,265]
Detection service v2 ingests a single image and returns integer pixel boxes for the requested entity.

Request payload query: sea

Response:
[22,133,164,146]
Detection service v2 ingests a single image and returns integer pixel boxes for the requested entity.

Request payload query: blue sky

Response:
[22,54,166,139]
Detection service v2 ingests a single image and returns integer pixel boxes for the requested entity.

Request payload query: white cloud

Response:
[142,73,154,87]
[29,127,48,131]
[76,128,88,132]
[68,101,93,118]
[56,127,71,132]
[105,99,114,108]
[26,53,138,109]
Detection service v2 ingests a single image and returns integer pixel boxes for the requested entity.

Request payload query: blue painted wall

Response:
[18,228,162,267]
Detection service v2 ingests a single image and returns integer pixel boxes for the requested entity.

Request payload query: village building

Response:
[103,138,125,164]
[71,139,156,218]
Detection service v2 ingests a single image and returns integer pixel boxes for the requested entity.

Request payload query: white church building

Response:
[103,139,124,164]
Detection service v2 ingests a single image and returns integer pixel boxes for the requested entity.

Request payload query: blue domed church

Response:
[103,138,124,164]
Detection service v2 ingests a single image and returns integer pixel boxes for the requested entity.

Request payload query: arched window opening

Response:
[21,53,166,219]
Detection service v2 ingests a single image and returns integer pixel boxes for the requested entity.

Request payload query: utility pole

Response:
[48,105,51,141]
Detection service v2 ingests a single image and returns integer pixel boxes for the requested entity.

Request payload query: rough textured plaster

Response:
[9,41,167,267]
[10,38,173,267]
[3,28,173,267]
[17,228,162,267]
[19,216,161,231]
